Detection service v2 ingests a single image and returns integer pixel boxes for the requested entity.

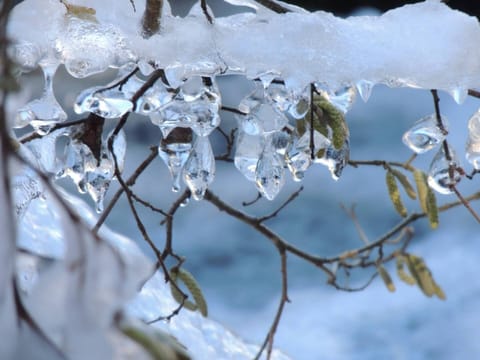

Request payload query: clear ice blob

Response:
[314,84,356,114]
[234,130,264,182]
[288,87,311,119]
[137,82,174,115]
[449,86,468,105]
[269,128,292,156]
[236,114,262,136]
[356,80,374,102]
[265,82,292,113]
[253,103,288,133]
[74,86,133,118]
[286,129,330,181]
[16,62,67,133]
[238,84,264,114]
[427,146,462,194]
[158,131,193,193]
[255,148,285,201]
[466,109,480,169]
[402,114,448,154]
[315,139,350,181]
[181,76,205,102]
[183,136,215,200]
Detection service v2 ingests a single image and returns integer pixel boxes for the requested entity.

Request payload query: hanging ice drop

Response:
[427,146,462,195]
[314,84,356,114]
[286,129,330,181]
[315,139,350,181]
[356,80,374,102]
[234,130,264,182]
[402,114,448,154]
[255,148,285,200]
[74,86,133,118]
[158,128,193,192]
[466,109,480,169]
[183,136,215,200]
[449,86,468,105]
[16,62,67,133]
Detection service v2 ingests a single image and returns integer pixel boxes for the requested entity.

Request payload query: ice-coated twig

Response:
[142,0,163,37]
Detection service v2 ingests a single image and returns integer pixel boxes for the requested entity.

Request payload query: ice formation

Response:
[6,0,480,203]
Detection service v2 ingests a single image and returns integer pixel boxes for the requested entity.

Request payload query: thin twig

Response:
[254,0,290,13]
[131,192,168,216]
[142,0,163,37]
[451,186,480,223]
[93,146,158,232]
[200,0,213,24]
[162,190,191,261]
[254,249,289,360]
[258,186,303,222]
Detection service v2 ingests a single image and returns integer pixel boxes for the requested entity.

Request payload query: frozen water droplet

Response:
[181,76,205,102]
[165,63,186,88]
[234,130,264,182]
[427,146,462,194]
[255,148,285,200]
[237,114,262,136]
[60,139,97,190]
[466,109,480,169]
[286,129,330,181]
[288,87,311,119]
[159,135,193,193]
[402,114,448,154]
[449,87,468,105]
[183,136,215,200]
[269,128,292,156]
[16,63,67,132]
[254,103,288,133]
[84,170,110,213]
[180,195,190,207]
[315,139,350,181]
[265,82,291,113]
[356,80,374,102]
[238,84,264,114]
[315,84,356,114]
[137,59,155,76]
[151,100,192,130]
[111,129,127,173]
[74,86,133,118]
[189,85,222,136]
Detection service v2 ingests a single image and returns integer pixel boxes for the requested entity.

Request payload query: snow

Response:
[11,151,288,359]
[7,0,480,95]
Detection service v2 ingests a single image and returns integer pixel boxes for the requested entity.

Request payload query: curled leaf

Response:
[377,265,396,292]
[404,254,445,300]
[122,324,191,360]
[396,255,416,285]
[386,171,408,217]
[170,267,208,317]
[390,168,417,200]
[414,169,439,229]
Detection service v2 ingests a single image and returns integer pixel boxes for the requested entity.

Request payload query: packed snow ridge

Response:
[8,0,480,96]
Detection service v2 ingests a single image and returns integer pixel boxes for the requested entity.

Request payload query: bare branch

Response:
[142,0,163,38]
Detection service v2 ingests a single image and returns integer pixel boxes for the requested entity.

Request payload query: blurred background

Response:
[14,1,480,359]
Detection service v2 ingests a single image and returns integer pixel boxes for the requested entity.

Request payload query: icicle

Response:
[402,114,448,154]
[183,136,215,200]
[255,147,285,200]
[234,129,264,182]
[427,145,462,194]
[466,109,480,169]
[188,78,222,136]
[355,80,374,102]
[158,128,194,192]
[16,61,67,133]
[449,86,468,105]
[314,84,356,114]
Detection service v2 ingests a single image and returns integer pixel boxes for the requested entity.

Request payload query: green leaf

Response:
[122,324,191,360]
[170,268,208,317]
[404,254,445,300]
[390,168,417,200]
[386,171,408,217]
[377,265,396,292]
